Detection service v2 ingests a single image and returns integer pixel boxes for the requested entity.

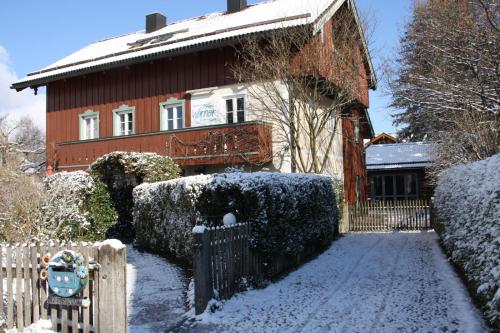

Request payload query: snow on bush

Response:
[133,172,339,265]
[90,152,181,239]
[43,171,117,241]
[434,154,500,327]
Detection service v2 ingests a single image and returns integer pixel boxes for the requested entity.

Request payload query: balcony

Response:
[54,121,273,170]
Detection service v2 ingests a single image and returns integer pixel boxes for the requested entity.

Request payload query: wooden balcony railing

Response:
[54,121,273,170]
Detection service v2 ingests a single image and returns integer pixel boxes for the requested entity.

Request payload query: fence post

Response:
[98,240,127,333]
[193,226,213,315]
[340,202,350,233]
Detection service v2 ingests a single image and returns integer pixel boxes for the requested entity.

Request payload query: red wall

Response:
[46,47,238,167]
[342,108,368,203]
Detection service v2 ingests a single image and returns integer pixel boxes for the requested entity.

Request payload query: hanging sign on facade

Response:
[191,95,225,127]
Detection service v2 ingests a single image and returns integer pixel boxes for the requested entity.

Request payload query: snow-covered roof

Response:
[366,143,434,170]
[12,0,375,90]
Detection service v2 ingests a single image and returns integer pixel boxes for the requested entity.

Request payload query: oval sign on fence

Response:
[47,250,89,298]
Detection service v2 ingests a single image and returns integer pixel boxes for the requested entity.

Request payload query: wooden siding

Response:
[342,108,368,203]
[292,6,372,108]
[55,122,273,170]
[46,46,238,168]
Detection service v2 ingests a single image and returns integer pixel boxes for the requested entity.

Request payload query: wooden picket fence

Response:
[0,240,127,333]
[345,200,432,232]
[193,223,320,314]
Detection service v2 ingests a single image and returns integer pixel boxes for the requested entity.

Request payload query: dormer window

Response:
[79,110,99,140]
[113,105,135,136]
[226,96,245,124]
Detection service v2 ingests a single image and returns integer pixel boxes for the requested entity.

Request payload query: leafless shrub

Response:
[232,3,374,175]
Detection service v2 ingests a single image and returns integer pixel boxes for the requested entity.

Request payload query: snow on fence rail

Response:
[193,223,320,315]
[0,240,126,333]
[344,200,432,232]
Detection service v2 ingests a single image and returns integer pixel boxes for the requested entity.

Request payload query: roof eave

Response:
[10,35,246,91]
[12,26,312,91]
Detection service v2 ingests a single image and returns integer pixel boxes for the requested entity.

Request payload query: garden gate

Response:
[1,240,127,333]
[343,200,432,232]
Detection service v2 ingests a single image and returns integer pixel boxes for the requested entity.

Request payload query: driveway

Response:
[178,232,487,333]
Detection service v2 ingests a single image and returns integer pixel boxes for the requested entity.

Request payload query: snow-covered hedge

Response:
[43,171,117,241]
[133,172,339,264]
[434,154,500,327]
[90,152,181,239]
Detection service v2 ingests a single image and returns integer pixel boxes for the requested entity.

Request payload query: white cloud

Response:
[0,45,46,132]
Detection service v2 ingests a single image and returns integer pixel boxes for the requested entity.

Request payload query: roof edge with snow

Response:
[11,0,376,91]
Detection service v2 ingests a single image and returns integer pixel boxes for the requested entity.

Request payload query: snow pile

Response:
[133,172,338,264]
[5,320,55,333]
[434,154,500,327]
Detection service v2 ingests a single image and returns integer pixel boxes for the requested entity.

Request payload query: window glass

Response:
[164,104,183,130]
[354,119,360,144]
[226,97,245,124]
[82,115,98,140]
[385,176,394,196]
[226,99,234,124]
[372,176,383,199]
[406,174,417,196]
[395,175,405,197]
[237,98,244,111]
[117,111,134,135]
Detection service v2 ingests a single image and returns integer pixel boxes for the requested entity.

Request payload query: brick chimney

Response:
[146,13,166,34]
[227,0,247,14]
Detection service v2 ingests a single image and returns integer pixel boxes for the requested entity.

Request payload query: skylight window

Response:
[128,28,189,49]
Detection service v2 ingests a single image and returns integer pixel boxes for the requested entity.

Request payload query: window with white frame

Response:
[354,118,360,144]
[226,96,245,124]
[113,105,135,136]
[79,110,99,140]
[160,98,184,131]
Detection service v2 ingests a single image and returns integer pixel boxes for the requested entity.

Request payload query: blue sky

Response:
[0,0,413,134]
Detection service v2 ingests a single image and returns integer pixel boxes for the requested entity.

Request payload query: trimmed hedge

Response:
[43,171,117,241]
[90,152,181,240]
[133,172,339,266]
[434,154,500,328]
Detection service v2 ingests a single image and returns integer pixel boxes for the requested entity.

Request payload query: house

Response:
[366,142,434,201]
[11,0,376,203]
[365,132,397,146]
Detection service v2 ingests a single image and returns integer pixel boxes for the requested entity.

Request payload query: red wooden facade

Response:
[46,46,241,169]
[342,108,370,203]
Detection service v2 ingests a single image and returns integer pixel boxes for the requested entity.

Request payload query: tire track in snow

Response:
[366,234,409,332]
[291,235,384,333]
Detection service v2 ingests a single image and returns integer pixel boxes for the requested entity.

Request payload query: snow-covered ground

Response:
[182,232,487,333]
[126,245,189,332]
